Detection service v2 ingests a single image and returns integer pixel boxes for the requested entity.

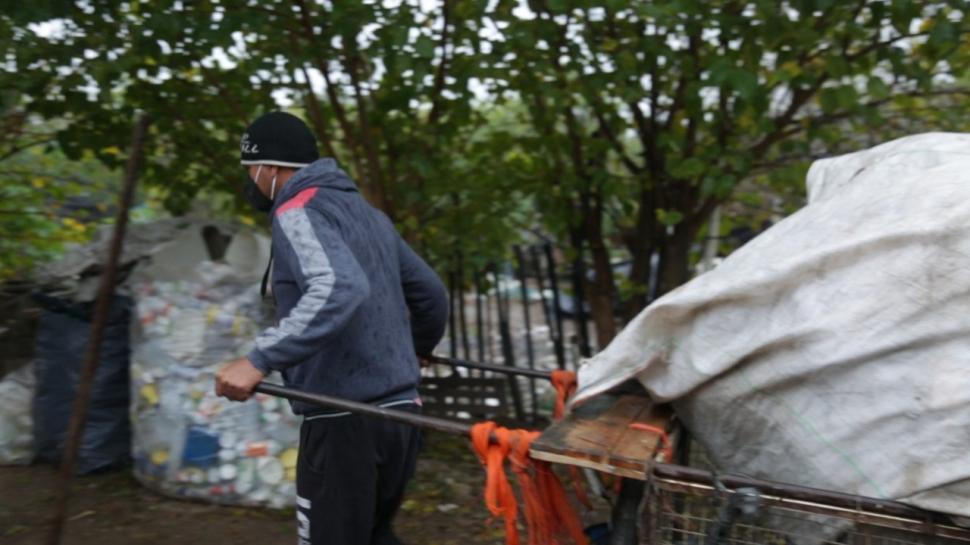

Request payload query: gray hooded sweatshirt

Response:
[247,158,448,415]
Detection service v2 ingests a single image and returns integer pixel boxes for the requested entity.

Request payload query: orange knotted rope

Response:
[509,429,589,545]
[549,370,591,510]
[471,422,519,545]
[550,370,577,420]
[471,422,589,545]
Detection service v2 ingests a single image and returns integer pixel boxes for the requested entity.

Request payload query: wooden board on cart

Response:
[529,393,672,480]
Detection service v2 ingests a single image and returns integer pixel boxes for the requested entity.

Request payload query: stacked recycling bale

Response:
[130,261,299,508]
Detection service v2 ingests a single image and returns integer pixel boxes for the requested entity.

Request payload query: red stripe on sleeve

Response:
[275,187,319,216]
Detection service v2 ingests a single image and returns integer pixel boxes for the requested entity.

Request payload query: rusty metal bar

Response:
[255,382,480,438]
[47,114,150,545]
[256,381,967,534]
[428,354,553,380]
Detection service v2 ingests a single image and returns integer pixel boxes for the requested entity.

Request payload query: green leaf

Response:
[669,157,706,179]
[656,208,684,227]
[731,70,760,100]
[866,77,890,100]
[414,36,435,59]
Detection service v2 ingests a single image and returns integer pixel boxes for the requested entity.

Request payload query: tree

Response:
[486,0,970,346]
[1,1,524,271]
[0,109,121,278]
[4,1,970,342]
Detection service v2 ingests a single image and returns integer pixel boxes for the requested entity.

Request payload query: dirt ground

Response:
[0,432,607,545]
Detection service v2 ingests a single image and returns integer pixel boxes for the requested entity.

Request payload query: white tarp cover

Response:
[0,364,34,465]
[573,133,970,519]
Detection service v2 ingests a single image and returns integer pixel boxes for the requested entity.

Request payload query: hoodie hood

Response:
[270,158,357,214]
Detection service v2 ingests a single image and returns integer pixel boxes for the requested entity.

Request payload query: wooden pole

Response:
[47,114,150,545]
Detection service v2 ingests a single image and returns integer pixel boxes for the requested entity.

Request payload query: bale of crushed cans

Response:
[129,261,300,509]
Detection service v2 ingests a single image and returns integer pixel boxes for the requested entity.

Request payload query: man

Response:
[215,111,449,545]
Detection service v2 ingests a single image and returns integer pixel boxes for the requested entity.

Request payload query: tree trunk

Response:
[657,224,694,296]
[583,195,618,348]
[567,228,592,358]
[622,189,660,321]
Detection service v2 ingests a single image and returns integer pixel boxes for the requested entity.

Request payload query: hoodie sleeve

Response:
[397,237,448,357]
[248,200,370,374]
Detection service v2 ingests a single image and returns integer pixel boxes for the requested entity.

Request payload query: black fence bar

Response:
[492,268,525,422]
[513,246,538,418]
[528,245,563,371]
[473,270,485,378]
[541,243,567,370]
[447,269,458,359]
[429,355,552,380]
[457,254,471,361]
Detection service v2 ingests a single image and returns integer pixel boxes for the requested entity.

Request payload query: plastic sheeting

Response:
[32,294,132,474]
[0,364,35,465]
[130,232,301,509]
[573,133,970,523]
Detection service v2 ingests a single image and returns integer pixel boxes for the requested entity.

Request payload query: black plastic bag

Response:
[32,292,131,474]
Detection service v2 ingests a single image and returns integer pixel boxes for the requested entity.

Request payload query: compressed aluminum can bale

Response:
[130,261,300,508]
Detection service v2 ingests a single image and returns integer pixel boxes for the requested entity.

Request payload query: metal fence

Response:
[427,242,594,424]
[644,477,970,545]
[642,443,970,545]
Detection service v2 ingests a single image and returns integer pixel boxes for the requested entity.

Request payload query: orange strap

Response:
[628,422,674,462]
[471,422,589,545]
[549,370,592,511]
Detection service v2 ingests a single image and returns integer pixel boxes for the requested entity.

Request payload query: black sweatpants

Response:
[295,406,421,545]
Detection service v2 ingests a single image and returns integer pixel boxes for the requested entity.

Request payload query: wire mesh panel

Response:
[419,372,509,420]
[642,477,970,545]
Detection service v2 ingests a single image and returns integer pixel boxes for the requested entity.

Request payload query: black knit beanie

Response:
[240,111,319,168]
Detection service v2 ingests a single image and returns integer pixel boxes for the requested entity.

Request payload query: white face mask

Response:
[245,165,277,212]
[254,165,278,199]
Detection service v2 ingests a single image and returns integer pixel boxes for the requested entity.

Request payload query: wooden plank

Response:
[528,451,648,480]
[529,394,673,480]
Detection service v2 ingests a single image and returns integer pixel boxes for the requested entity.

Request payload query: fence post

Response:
[541,243,567,370]
[492,267,525,422]
[513,246,538,420]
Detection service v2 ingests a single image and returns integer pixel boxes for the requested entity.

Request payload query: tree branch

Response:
[291,0,364,169]
[428,0,452,126]
[749,75,829,156]
[297,64,339,159]
[345,50,391,214]
[0,136,57,162]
